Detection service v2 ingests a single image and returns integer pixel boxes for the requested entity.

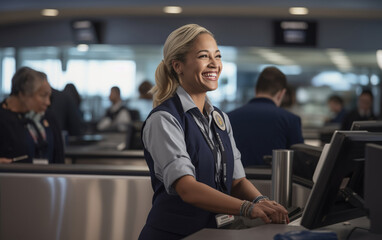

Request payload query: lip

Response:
[202,71,219,81]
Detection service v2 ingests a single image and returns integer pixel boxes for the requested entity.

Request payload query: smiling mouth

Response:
[202,72,218,80]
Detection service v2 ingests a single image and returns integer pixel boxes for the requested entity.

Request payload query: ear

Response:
[275,88,287,106]
[172,60,183,76]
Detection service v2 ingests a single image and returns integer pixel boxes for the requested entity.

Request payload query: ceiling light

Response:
[256,49,295,65]
[41,9,59,17]
[77,44,89,52]
[289,7,309,15]
[326,49,353,71]
[163,6,183,14]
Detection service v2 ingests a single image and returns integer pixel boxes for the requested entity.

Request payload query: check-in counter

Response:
[0,164,312,240]
[0,164,151,240]
[64,133,146,165]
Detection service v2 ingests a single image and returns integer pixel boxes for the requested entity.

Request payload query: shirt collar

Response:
[176,86,214,115]
[250,97,276,106]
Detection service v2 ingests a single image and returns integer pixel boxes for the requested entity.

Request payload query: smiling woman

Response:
[139,24,288,240]
[0,67,64,164]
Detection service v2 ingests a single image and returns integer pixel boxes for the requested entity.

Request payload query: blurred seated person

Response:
[48,86,83,136]
[325,95,346,125]
[0,67,64,164]
[228,66,304,167]
[97,86,131,132]
[128,80,153,121]
[341,89,377,130]
[63,83,83,118]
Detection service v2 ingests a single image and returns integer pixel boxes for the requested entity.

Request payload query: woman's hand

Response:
[0,158,12,164]
[250,200,289,224]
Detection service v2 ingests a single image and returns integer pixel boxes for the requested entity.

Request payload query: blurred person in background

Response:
[228,66,304,167]
[63,83,83,118]
[0,67,64,164]
[48,83,83,136]
[341,89,377,130]
[325,95,347,125]
[128,80,153,121]
[97,86,131,132]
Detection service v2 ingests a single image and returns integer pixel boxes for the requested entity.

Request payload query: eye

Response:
[198,54,208,59]
[215,54,222,59]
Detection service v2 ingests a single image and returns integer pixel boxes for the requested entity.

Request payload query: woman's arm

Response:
[0,158,12,163]
[174,175,288,223]
[230,177,261,201]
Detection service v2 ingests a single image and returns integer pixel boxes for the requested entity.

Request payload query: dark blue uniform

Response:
[139,94,235,240]
[228,98,304,167]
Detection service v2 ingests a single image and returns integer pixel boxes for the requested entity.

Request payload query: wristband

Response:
[253,195,269,204]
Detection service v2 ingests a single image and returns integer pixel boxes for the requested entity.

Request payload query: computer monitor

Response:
[291,143,323,182]
[300,131,382,229]
[351,120,382,132]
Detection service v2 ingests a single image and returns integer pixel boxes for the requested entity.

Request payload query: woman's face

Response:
[23,80,51,113]
[175,33,222,95]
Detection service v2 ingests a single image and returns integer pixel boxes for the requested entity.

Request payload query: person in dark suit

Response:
[0,67,64,164]
[48,87,83,136]
[341,89,378,130]
[325,95,347,125]
[228,66,304,167]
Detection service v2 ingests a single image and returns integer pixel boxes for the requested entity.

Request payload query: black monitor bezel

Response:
[351,120,382,132]
[300,131,382,229]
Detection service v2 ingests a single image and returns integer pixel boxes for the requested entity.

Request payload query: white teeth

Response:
[203,73,217,77]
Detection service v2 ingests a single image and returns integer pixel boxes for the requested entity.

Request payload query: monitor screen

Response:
[351,121,382,132]
[291,143,323,182]
[71,20,102,44]
[300,131,382,229]
[273,20,317,47]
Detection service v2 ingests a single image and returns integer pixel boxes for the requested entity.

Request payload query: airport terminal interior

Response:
[1,1,382,240]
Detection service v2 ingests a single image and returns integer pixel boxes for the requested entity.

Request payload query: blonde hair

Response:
[151,24,213,107]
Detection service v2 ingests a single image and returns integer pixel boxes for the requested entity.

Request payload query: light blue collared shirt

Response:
[143,86,245,194]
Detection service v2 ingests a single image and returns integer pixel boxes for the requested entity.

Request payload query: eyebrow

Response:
[197,49,220,54]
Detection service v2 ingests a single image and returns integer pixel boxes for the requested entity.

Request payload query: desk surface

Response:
[184,224,304,240]
[184,217,372,240]
[64,133,144,161]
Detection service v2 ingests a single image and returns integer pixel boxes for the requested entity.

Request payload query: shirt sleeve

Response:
[114,109,131,131]
[223,112,246,179]
[143,111,196,195]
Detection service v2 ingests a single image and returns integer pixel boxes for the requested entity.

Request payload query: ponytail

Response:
[151,60,179,107]
[151,24,212,108]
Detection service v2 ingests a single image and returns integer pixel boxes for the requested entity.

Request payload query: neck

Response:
[255,93,277,105]
[4,95,28,113]
[190,92,206,113]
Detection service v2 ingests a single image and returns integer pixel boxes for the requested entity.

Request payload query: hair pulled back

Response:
[151,24,212,107]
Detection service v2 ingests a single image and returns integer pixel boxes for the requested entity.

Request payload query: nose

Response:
[208,57,218,68]
[45,96,51,107]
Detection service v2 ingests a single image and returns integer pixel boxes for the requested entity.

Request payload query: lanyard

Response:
[189,108,228,193]
[24,118,48,159]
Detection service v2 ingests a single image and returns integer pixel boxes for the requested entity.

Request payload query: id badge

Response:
[33,158,49,165]
[215,214,235,228]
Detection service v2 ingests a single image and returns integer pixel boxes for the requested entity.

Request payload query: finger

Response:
[257,201,286,217]
[251,205,273,223]
[259,211,272,224]
[278,212,284,224]
[270,211,282,224]
[278,213,289,224]
[263,201,288,214]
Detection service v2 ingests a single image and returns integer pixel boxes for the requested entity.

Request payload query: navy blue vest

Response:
[140,94,235,238]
